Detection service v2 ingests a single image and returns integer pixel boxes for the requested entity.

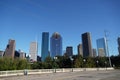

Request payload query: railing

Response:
[0,67,114,77]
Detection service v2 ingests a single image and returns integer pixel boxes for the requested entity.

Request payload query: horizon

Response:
[0,0,120,56]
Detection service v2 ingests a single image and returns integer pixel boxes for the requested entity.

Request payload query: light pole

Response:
[105,61,107,70]
[70,57,73,72]
[96,60,99,71]
[104,31,112,67]
[83,59,86,71]
[54,56,57,73]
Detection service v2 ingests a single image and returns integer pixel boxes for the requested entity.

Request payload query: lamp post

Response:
[96,60,99,71]
[54,56,57,73]
[70,57,73,72]
[83,59,86,71]
[105,61,107,70]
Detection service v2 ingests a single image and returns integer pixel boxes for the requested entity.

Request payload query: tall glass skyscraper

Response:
[82,32,93,57]
[50,32,62,58]
[41,32,49,61]
[117,37,120,55]
[96,37,107,57]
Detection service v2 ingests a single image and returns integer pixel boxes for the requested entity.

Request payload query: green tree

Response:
[74,55,83,68]
[44,56,53,69]
[86,57,95,68]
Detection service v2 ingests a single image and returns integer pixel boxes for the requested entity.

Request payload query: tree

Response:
[74,55,83,68]
[86,57,95,68]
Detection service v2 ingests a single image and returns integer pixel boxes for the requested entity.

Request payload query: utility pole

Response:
[104,30,112,67]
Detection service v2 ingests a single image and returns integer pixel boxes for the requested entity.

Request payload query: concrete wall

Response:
[0,68,114,77]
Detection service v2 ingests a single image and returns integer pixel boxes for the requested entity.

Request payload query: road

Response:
[0,70,120,80]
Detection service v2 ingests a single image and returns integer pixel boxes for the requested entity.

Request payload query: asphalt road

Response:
[0,70,120,80]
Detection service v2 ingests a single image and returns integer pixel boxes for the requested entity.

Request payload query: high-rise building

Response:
[98,48,105,57]
[93,48,97,57]
[82,32,93,57]
[96,37,107,57]
[0,50,4,58]
[41,32,49,61]
[50,32,62,58]
[118,37,120,55]
[4,39,15,58]
[66,46,73,57]
[18,50,26,59]
[29,42,38,62]
[77,44,83,56]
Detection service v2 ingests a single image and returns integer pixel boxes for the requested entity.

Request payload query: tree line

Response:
[0,55,120,71]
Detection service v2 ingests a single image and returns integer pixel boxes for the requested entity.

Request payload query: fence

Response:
[0,67,114,77]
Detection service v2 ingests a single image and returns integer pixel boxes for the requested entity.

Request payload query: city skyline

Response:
[0,0,120,56]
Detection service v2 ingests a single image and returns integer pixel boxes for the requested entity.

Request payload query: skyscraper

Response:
[98,48,105,57]
[93,48,97,57]
[4,39,15,58]
[66,46,73,57]
[41,32,49,61]
[29,42,38,62]
[82,32,93,57]
[96,37,107,57]
[50,32,62,58]
[0,50,4,58]
[77,44,83,56]
[18,50,26,59]
[118,37,120,55]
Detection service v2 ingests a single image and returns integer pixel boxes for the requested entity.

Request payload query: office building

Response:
[4,39,15,58]
[77,44,83,56]
[93,48,97,57]
[18,50,26,59]
[0,50,4,58]
[118,37,120,55]
[66,46,73,57]
[96,37,107,57]
[98,48,105,57]
[29,42,38,61]
[82,32,93,57]
[41,32,49,61]
[50,32,62,58]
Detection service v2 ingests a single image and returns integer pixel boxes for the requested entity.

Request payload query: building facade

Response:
[4,39,15,58]
[93,48,97,57]
[0,50,4,58]
[118,37,120,55]
[66,46,73,57]
[82,32,93,57]
[41,32,49,61]
[50,32,62,58]
[98,48,105,57]
[96,37,107,57]
[29,42,38,61]
[77,44,83,56]
[18,50,26,59]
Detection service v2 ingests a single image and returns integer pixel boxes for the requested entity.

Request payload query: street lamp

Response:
[70,56,74,72]
[105,61,107,70]
[83,59,86,71]
[96,60,99,71]
[54,56,57,73]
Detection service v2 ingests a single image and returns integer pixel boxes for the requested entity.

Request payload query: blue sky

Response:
[0,0,120,56]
